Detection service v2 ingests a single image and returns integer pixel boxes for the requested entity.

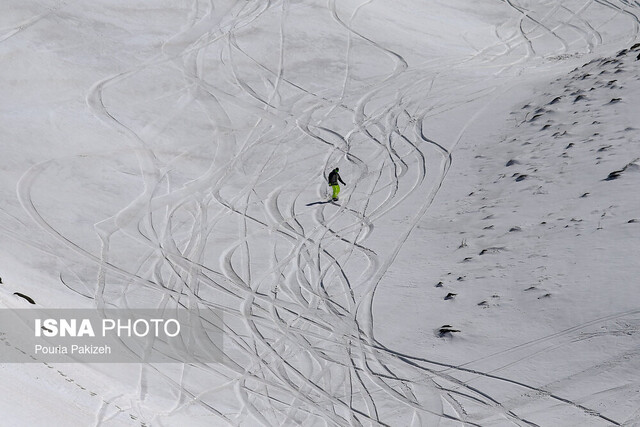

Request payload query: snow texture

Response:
[1,0,640,425]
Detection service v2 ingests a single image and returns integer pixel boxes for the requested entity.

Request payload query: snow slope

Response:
[0,0,639,425]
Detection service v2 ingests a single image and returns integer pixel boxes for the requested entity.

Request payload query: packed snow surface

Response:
[1,0,640,425]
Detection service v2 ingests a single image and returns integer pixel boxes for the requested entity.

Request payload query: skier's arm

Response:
[339,176,346,185]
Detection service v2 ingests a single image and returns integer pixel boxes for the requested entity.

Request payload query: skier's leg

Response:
[332,184,340,200]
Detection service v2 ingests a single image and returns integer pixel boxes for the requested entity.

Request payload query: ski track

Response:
[13,0,640,425]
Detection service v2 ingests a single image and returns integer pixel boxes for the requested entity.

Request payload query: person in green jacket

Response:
[328,168,346,201]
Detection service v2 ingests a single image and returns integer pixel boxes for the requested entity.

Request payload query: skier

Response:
[327,167,346,201]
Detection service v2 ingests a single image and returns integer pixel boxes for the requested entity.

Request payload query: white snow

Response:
[1,0,640,425]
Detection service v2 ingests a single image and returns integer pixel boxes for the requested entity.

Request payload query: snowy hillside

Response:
[1,0,640,425]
